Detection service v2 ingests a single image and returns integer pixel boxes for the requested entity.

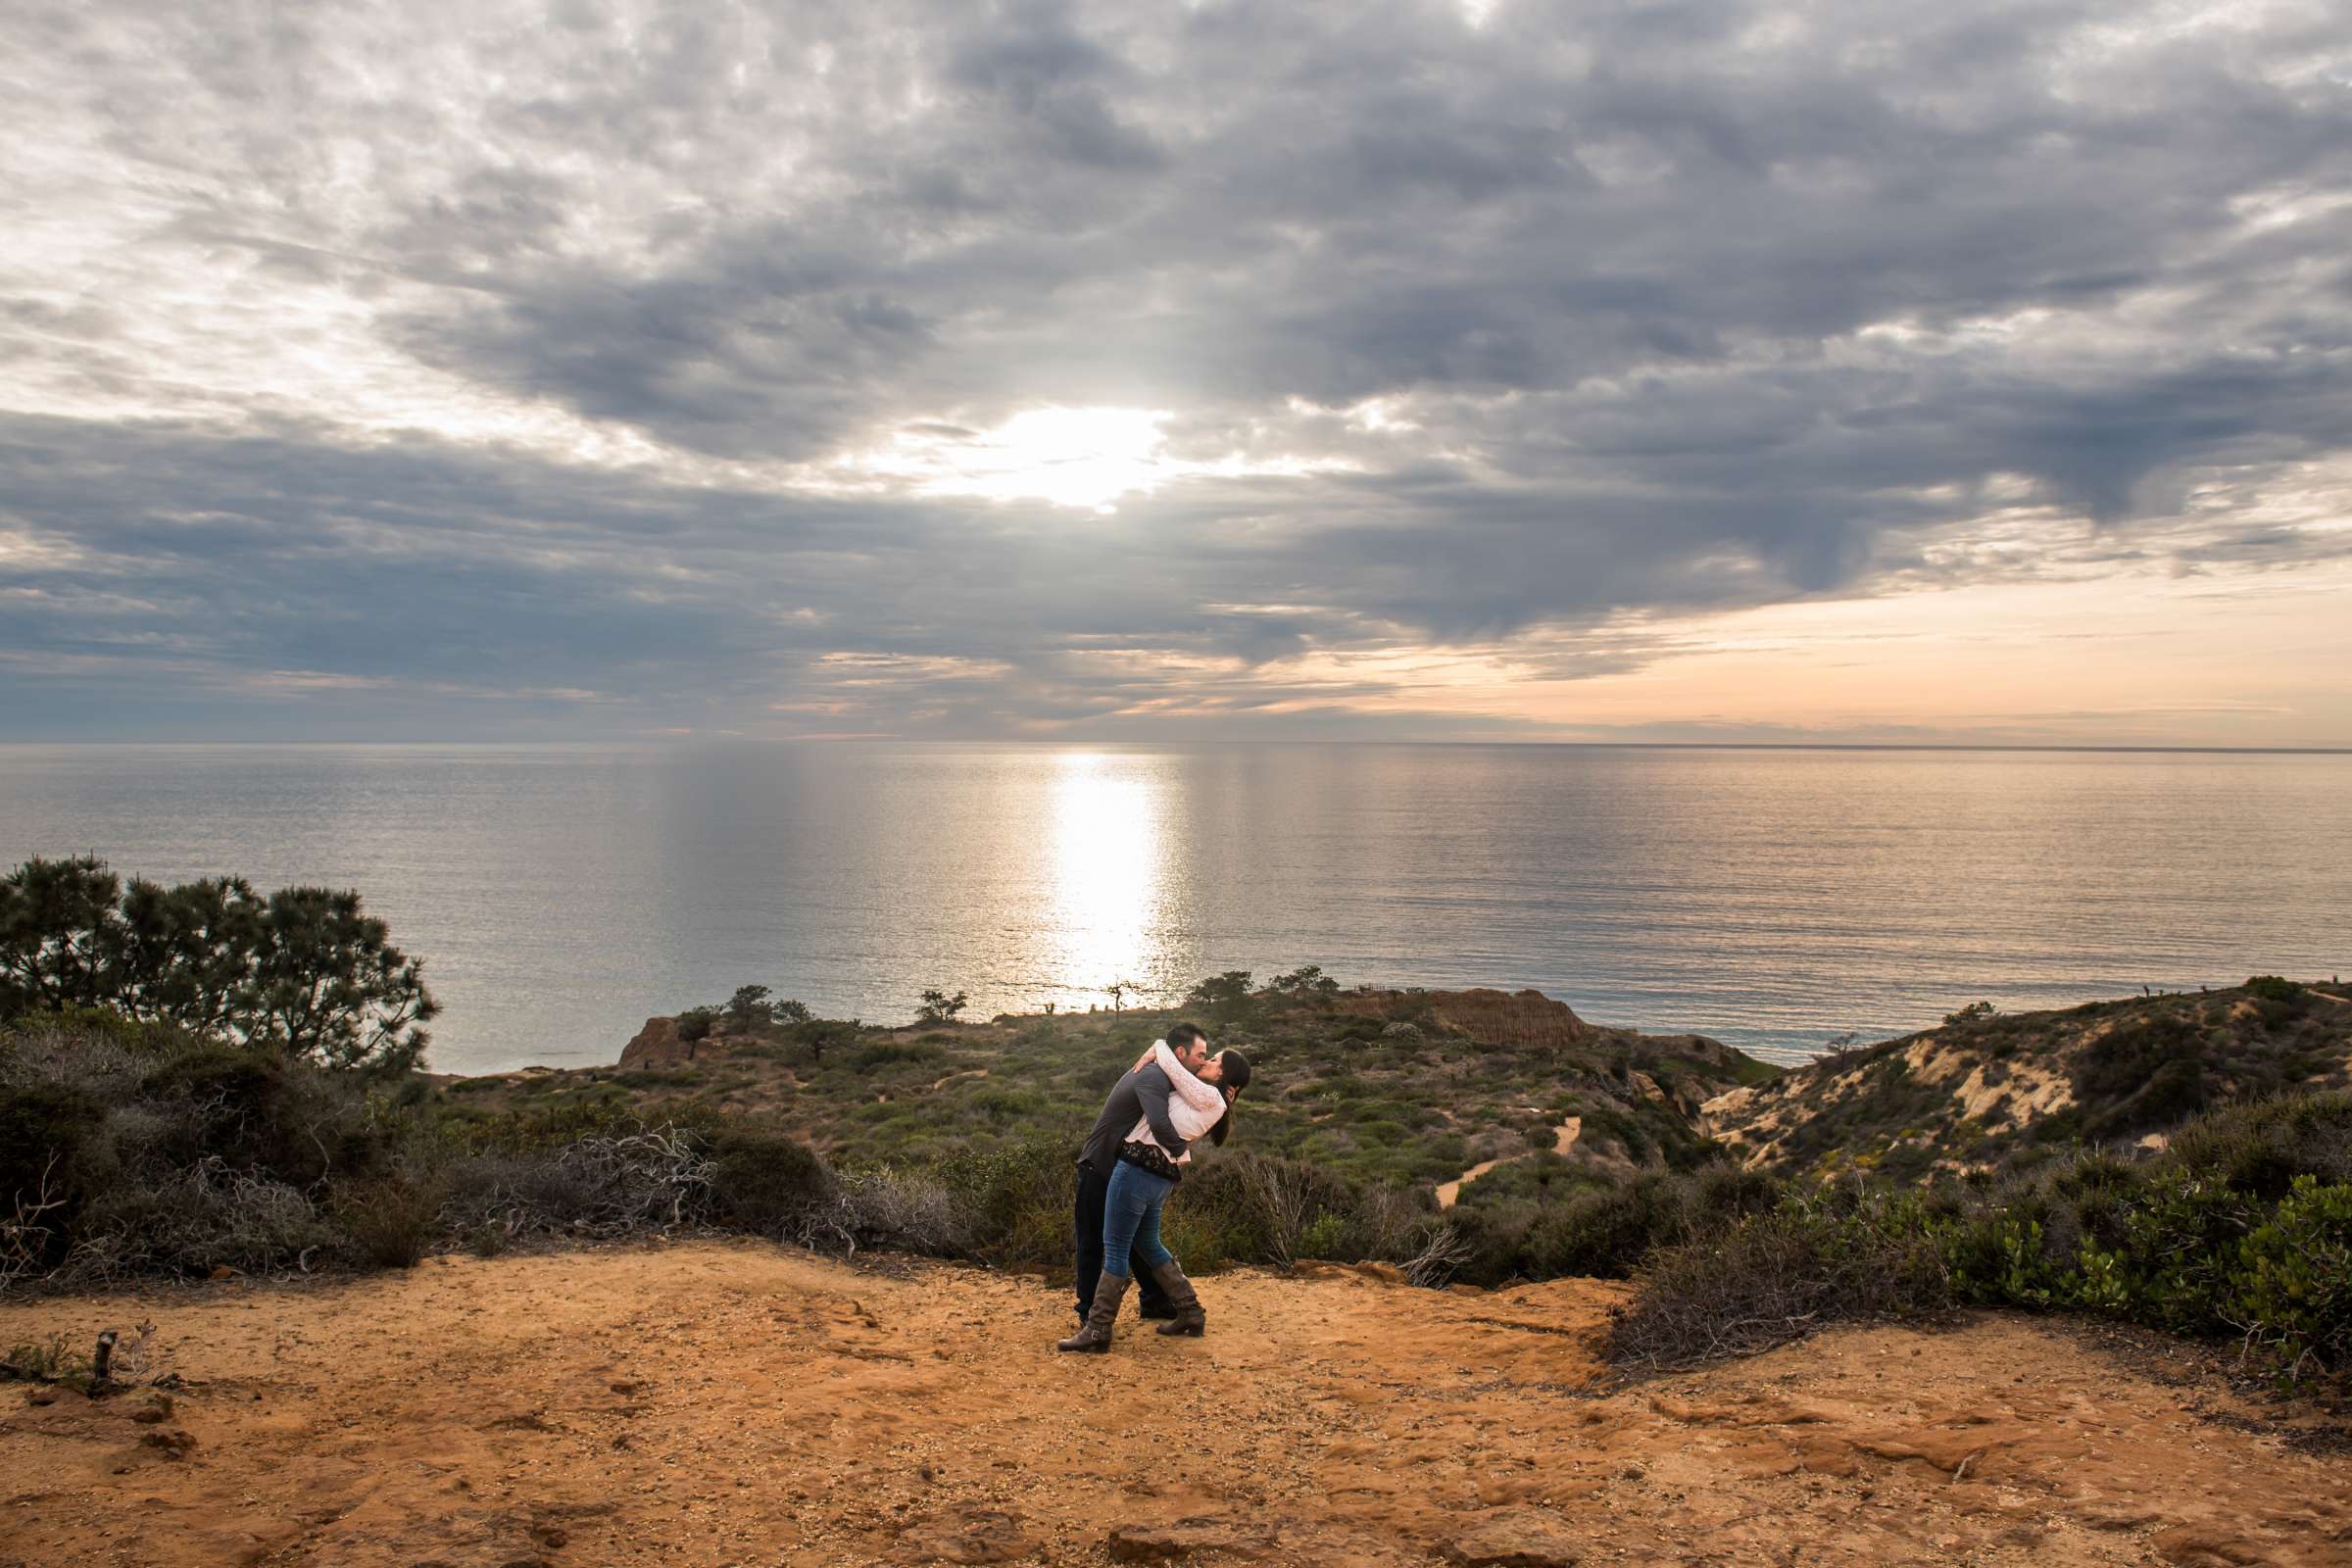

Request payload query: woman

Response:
[1057,1042,1251,1353]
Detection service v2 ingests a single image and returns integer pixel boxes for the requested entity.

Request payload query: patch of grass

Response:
[0,1333,97,1390]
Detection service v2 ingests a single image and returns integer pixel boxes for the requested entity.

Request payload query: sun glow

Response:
[827,404,1358,513]
[854,406,1174,513]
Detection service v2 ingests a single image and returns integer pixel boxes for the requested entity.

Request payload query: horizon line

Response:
[4,739,2349,757]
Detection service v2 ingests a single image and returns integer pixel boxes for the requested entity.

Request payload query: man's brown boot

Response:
[1146,1260,1205,1337]
[1056,1271,1129,1352]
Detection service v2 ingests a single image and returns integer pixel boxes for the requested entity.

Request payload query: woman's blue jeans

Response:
[1102,1158,1176,1280]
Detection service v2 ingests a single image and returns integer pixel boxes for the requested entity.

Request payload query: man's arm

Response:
[1131,1067,1186,1153]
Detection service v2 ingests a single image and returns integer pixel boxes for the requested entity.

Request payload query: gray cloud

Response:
[2,0,2349,740]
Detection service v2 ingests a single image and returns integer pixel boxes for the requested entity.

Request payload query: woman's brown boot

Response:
[1057,1271,1129,1352]
[1145,1260,1205,1337]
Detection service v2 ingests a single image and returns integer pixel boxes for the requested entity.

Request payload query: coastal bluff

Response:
[617,1014,690,1068]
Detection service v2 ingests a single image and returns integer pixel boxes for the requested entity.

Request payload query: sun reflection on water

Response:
[1047,752,1164,1003]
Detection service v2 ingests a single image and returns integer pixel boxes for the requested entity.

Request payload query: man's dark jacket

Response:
[1077,1061,1185,1175]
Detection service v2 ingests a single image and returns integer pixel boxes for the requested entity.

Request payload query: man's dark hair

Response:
[1167,1021,1207,1049]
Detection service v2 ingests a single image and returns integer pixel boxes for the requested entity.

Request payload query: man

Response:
[1070,1021,1212,1324]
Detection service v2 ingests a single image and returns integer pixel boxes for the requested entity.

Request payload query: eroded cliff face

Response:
[617,1015,689,1068]
[4,1242,2345,1567]
[1701,980,2352,1176]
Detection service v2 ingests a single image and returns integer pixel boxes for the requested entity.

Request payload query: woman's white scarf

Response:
[1127,1039,1227,1163]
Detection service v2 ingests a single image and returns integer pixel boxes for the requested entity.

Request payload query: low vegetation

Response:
[1614,1090,2352,1383]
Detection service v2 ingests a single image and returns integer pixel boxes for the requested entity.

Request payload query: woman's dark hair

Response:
[1204,1051,1252,1146]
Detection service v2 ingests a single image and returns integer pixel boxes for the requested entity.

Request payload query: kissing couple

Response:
[1059,1021,1251,1353]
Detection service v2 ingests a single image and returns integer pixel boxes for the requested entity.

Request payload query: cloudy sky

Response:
[4,0,2348,746]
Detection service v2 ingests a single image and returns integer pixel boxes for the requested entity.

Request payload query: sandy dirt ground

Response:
[3,1240,2347,1567]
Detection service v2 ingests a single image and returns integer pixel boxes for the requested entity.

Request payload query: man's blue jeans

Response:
[1102,1158,1177,1279]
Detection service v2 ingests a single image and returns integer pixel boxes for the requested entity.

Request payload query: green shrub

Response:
[933,1135,1075,1270]
[2168,1094,2352,1199]
[1297,1211,1347,1259]
[706,1129,835,1235]
[2074,1013,2209,1140]
[335,1174,446,1269]
[850,1040,946,1073]
[2229,1176,2352,1376]
[0,1080,105,1231]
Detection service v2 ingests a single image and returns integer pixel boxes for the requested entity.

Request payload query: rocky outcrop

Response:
[618,1015,691,1068]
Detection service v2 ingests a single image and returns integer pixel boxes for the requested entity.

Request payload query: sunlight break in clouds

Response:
[1,0,2349,745]
[846,407,1177,514]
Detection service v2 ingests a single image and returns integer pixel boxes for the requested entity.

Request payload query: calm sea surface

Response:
[2,743,2347,1075]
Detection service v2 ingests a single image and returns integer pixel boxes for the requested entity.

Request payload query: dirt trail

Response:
[4,1241,2346,1567]
[1437,1116,1584,1208]
[1433,1159,1507,1209]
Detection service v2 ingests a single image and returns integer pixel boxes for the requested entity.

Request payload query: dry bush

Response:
[0,1154,67,1290]
[440,1125,715,1239]
[1608,1209,1951,1370]
[1234,1156,1324,1266]
[800,1167,969,1256]
[55,1156,331,1287]
[1398,1221,1473,1287]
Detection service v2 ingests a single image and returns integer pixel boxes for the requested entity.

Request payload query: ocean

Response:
[2,742,2346,1075]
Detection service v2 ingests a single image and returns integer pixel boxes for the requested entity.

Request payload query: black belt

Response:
[1117,1140,1183,1182]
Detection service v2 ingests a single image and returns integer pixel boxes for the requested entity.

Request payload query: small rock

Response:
[139,1429,198,1460]
[1106,1518,1279,1562]
[1442,1507,1584,1568]
[129,1394,174,1424]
